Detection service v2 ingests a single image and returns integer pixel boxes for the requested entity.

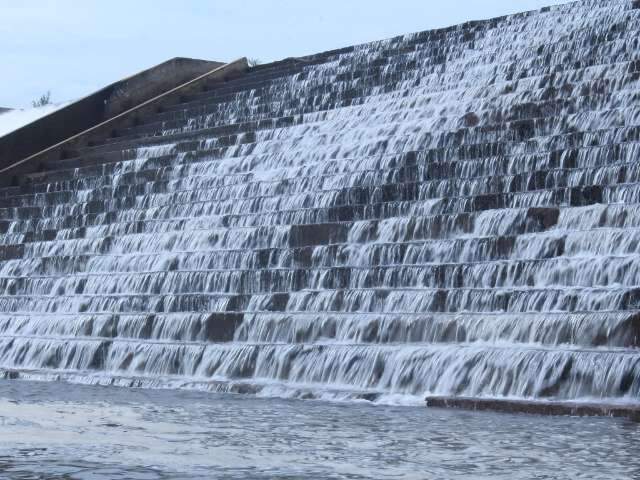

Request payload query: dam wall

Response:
[0,0,639,413]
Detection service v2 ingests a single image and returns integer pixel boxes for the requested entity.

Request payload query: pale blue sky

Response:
[1,0,573,108]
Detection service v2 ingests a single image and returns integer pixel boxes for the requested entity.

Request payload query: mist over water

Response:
[0,0,639,406]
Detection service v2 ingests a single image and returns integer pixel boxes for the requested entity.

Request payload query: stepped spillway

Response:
[1,0,640,407]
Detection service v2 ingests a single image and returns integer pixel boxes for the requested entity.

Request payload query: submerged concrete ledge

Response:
[425,396,640,421]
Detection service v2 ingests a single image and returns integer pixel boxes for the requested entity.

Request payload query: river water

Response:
[0,380,638,479]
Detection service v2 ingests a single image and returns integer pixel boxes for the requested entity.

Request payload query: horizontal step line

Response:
[0,285,637,299]
[0,310,634,318]
[1,253,639,280]
[0,335,637,355]
[4,217,640,254]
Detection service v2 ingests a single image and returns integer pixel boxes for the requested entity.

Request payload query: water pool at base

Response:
[0,380,638,479]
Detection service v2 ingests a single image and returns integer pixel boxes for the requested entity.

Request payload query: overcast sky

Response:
[1,0,573,108]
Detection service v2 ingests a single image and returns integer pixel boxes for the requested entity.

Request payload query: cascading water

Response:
[1,0,640,407]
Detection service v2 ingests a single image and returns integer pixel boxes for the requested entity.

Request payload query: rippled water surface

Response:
[0,381,638,479]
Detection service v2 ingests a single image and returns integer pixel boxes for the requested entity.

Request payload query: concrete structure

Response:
[0,0,639,419]
[0,58,248,186]
[0,57,230,174]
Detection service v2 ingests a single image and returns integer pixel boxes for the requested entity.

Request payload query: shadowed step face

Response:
[0,0,639,409]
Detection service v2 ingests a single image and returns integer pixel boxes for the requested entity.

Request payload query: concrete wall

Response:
[0,57,223,170]
[0,58,248,186]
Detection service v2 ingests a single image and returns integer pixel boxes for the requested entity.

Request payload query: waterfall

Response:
[1,0,640,405]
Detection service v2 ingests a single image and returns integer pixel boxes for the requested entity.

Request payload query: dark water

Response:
[0,381,638,479]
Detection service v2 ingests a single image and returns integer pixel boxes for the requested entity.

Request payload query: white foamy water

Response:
[0,0,639,407]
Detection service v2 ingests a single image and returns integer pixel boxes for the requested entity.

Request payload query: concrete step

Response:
[8,157,640,211]
[46,122,640,186]
[4,255,640,296]
[0,166,626,225]
[105,56,639,137]
[95,84,640,151]
[0,285,638,314]
[156,52,640,119]
[16,133,640,204]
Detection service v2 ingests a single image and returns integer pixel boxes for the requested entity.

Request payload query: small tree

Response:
[32,91,51,108]
[248,58,262,67]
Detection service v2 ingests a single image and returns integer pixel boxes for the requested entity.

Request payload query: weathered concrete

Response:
[0,57,225,171]
[425,396,640,421]
[0,58,248,186]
